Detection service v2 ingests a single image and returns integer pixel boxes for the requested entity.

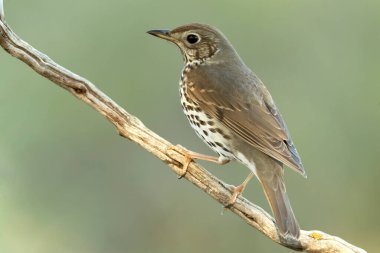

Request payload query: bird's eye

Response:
[186,34,199,44]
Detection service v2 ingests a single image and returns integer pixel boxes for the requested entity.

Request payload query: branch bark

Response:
[0,6,366,253]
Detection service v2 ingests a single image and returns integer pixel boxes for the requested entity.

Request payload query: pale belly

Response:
[180,89,235,161]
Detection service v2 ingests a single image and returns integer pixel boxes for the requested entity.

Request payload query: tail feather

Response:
[256,163,300,241]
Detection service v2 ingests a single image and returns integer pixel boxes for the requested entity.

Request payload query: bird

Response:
[147,23,306,243]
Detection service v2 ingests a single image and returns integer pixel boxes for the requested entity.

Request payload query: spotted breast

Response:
[179,61,235,163]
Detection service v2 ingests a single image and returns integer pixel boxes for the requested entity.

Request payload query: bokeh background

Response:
[0,0,379,252]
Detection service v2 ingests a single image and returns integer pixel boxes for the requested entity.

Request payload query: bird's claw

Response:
[166,144,192,178]
[223,184,245,210]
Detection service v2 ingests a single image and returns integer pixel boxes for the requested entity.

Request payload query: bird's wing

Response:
[185,64,306,176]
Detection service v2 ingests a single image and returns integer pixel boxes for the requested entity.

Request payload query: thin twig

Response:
[0,6,366,253]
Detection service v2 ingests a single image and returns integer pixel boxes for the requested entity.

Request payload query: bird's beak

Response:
[147,29,174,41]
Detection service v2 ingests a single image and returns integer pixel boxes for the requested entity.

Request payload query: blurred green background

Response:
[0,0,379,252]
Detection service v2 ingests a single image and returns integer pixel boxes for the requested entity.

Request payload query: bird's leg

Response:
[225,172,255,208]
[166,144,230,178]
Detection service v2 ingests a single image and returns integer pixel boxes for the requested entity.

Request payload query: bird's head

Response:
[148,23,237,63]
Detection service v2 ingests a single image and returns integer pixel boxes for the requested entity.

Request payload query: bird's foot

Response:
[166,144,229,179]
[224,172,255,209]
[166,145,193,178]
[224,184,245,209]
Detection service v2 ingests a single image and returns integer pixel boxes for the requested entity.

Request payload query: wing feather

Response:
[185,63,306,176]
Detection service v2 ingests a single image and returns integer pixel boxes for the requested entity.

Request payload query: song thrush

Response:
[148,24,306,243]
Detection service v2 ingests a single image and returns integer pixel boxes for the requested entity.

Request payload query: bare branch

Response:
[0,15,366,253]
[0,0,4,20]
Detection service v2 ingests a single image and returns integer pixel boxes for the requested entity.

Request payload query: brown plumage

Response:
[148,23,306,243]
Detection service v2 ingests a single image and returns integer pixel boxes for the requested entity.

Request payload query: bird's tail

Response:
[256,162,301,244]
